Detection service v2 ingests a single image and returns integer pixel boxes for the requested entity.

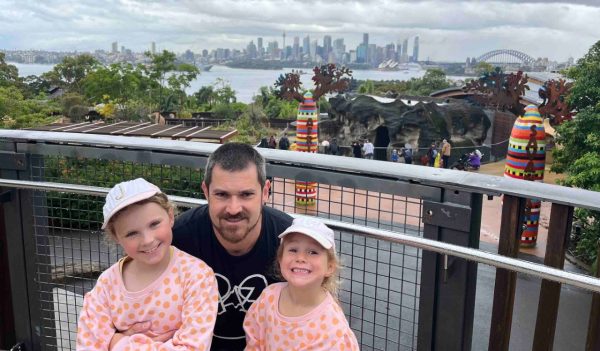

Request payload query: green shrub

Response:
[43,156,204,230]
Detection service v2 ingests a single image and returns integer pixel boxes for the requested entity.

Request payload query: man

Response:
[441,139,452,169]
[329,138,339,156]
[362,139,374,159]
[427,143,437,167]
[402,143,413,164]
[278,132,290,150]
[172,143,293,350]
[352,140,363,158]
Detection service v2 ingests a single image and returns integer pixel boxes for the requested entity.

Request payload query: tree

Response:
[413,69,453,95]
[0,52,20,88]
[358,80,375,94]
[552,40,600,267]
[22,75,52,98]
[42,54,99,94]
[565,41,600,111]
[194,86,216,108]
[145,50,199,110]
[0,86,60,128]
[82,62,152,104]
[474,62,495,76]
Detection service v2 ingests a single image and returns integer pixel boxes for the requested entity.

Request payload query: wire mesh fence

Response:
[20,152,425,350]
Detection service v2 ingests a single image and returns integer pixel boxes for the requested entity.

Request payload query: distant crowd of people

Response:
[258,134,482,170]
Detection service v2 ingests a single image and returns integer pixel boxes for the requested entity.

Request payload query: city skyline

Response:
[1,0,600,62]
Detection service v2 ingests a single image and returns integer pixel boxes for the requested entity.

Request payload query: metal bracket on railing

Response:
[9,342,25,351]
[422,201,472,232]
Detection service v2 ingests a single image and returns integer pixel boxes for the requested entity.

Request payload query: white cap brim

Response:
[278,225,334,249]
[101,189,159,229]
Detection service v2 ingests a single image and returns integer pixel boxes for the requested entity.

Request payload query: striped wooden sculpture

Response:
[504,104,546,246]
[295,92,319,206]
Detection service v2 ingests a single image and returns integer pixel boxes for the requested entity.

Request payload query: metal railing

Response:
[0,129,599,351]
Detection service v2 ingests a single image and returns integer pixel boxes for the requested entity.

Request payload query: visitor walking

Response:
[441,139,452,169]
[427,143,437,167]
[362,139,374,159]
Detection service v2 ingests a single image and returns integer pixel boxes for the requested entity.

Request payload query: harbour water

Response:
[12,62,453,103]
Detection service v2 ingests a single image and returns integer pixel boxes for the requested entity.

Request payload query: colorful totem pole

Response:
[504,105,546,246]
[273,64,352,207]
[294,92,319,205]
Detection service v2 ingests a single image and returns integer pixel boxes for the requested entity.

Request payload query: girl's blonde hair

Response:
[274,236,341,298]
[105,193,175,240]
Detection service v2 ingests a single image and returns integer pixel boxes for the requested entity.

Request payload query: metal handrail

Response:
[2,178,599,293]
[1,130,598,210]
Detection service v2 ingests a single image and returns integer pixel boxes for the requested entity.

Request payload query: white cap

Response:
[102,178,161,229]
[278,217,335,250]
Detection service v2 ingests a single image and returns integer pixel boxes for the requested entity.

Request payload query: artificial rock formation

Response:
[320,95,492,159]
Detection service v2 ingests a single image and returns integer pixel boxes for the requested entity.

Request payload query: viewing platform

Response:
[0,130,599,351]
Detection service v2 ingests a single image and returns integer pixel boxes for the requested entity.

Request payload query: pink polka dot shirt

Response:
[76,247,218,350]
[243,283,359,351]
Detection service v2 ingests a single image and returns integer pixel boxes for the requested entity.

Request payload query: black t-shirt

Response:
[172,205,293,351]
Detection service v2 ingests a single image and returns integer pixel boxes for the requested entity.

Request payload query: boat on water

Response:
[197,64,213,72]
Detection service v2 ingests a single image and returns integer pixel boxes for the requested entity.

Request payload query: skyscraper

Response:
[257,37,263,57]
[333,38,345,63]
[151,42,156,54]
[310,40,318,61]
[363,33,369,62]
[293,36,300,60]
[402,38,409,63]
[303,35,310,58]
[111,42,118,54]
[412,36,419,62]
[323,35,332,57]
[247,40,257,58]
[282,31,286,59]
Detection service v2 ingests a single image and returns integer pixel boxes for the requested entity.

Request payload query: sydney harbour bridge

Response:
[474,49,536,67]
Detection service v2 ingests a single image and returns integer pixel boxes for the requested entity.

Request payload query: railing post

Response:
[488,195,526,351]
[418,189,482,351]
[0,192,16,349]
[586,243,600,351]
[532,203,573,350]
[0,146,34,350]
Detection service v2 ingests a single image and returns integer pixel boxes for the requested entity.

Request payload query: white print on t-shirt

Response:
[215,273,268,315]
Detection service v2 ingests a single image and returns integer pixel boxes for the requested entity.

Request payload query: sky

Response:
[1,0,599,62]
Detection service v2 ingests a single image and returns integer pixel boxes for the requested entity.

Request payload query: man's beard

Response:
[216,211,262,244]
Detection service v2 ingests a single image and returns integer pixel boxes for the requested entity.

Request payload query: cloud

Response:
[0,0,598,61]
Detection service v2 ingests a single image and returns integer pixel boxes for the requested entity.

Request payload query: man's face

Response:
[202,164,269,251]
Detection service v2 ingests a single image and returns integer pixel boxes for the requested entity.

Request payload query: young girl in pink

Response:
[243,217,359,350]
[76,178,219,351]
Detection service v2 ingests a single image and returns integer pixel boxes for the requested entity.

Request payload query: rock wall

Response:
[321,95,492,158]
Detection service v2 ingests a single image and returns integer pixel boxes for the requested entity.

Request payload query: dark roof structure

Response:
[27,122,238,143]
